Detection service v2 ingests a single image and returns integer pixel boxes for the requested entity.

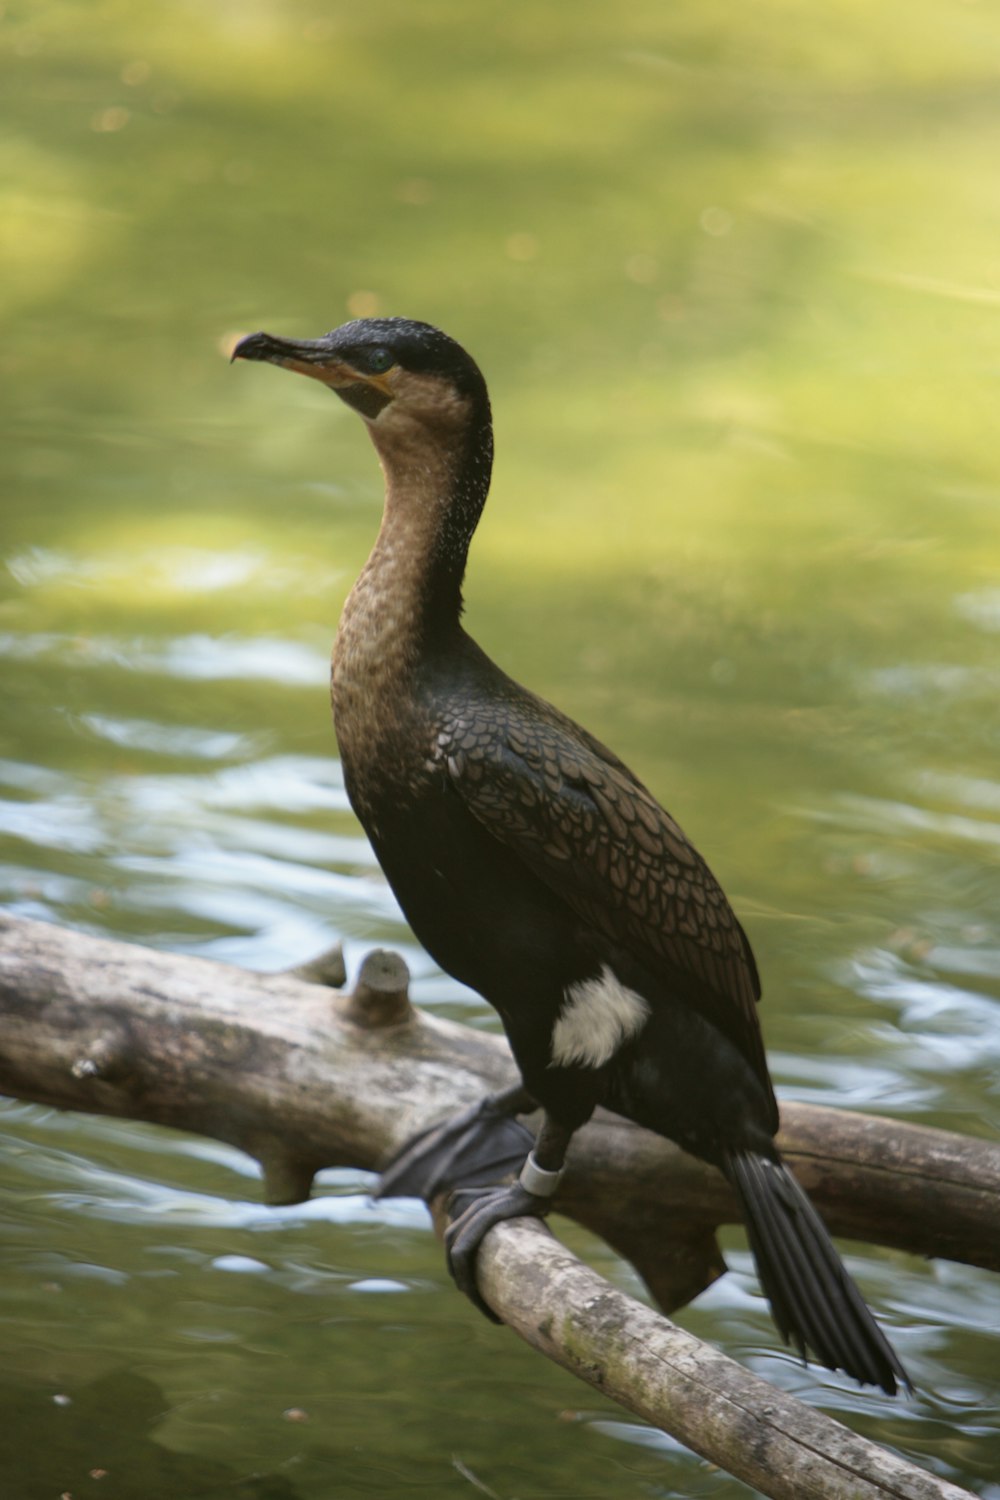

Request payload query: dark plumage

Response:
[233,315,909,1395]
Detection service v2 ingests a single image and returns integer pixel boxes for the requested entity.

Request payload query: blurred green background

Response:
[2,2,999,1496]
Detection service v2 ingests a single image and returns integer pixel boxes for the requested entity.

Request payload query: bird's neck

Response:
[332,403,493,748]
[367,403,493,636]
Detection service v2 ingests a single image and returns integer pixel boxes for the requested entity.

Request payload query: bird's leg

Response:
[376,1082,537,1203]
[444,1112,574,1321]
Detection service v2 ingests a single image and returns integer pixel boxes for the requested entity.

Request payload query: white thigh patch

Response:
[550,965,651,1069]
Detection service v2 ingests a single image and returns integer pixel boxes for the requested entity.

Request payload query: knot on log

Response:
[282,942,347,990]
[253,1141,321,1206]
[341,949,412,1029]
[69,1036,130,1085]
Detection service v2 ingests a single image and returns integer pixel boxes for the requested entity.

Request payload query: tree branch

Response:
[0,913,992,1500]
[480,1220,974,1500]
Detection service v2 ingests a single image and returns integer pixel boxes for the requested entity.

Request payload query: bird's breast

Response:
[334,554,414,715]
[330,587,438,825]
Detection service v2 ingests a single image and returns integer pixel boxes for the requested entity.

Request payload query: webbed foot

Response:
[380,1095,572,1323]
[444,1180,554,1320]
[376,1086,535,1203]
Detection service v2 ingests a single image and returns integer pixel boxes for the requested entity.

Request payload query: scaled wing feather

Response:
[436,689,769,1087]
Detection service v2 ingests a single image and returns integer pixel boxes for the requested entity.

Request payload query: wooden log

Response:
[480,1219,973,1500]
[0,912,992,1500]
[0,912,997,1281]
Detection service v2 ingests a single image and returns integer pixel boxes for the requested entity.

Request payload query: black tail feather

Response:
[724,1150,911,1396]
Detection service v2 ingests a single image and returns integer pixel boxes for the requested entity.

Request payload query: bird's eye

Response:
[366,346,395,374]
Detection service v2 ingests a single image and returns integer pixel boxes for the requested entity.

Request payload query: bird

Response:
[232,315,909,1395]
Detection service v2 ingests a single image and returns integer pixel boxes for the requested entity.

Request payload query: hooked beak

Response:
[231,330,397,420]
[230,330,367,389]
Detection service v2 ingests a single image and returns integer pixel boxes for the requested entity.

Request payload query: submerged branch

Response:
[0,913,992,1500]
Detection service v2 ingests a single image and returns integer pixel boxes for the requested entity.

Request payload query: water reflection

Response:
[8,544,274,594]
[838,790,1000,852]
[0,1371,303,1500]
[0,630,330,684]
[79,713,254,759]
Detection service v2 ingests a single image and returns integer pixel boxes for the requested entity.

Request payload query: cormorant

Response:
[233,316,909,1395]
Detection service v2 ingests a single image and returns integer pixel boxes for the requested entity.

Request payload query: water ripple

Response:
[0,630,329,685]
[833,792,1000,851]
[955,587,1000,632]
[78,712,256,760]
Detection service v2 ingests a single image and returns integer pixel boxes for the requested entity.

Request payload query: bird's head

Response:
[231,316,489,436]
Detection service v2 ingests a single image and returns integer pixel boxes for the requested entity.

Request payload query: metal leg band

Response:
[518,1152,564,1199]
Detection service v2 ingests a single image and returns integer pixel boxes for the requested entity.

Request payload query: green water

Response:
[2,3,999,1496]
